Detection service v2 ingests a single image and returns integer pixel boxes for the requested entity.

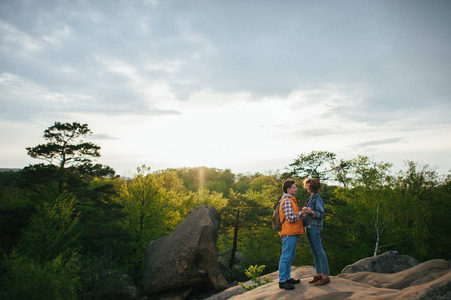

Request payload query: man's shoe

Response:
[315,277,330,286]
[279,281,295,290]
[308,275,322,283]
[287,278,301,284]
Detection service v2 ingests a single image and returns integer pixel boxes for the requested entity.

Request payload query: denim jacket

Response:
[303,193,325,229]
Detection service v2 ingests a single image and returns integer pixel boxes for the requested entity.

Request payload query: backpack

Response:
[271,199,286,231]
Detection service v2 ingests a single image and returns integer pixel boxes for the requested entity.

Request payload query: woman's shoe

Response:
[315,277,330,286]
[308,275,322,283]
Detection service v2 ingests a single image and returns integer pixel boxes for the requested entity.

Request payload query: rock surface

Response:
[210,259,450,300]
[143,206,228,298]
[341,250,420,274]
[339,259,450,296]
[205,266,316,300]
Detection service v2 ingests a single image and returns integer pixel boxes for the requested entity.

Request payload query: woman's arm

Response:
[312,195,325,219]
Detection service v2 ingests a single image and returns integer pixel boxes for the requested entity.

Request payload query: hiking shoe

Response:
[315,277,331,286]
[287,278,301,284]
[279,281,295,290]
[309,275,322,283]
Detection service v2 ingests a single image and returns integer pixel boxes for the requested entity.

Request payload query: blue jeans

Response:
[278,235,298,282]
[306,227,330,275]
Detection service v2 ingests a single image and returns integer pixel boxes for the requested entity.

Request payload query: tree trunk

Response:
[373,203,380,256]
[58,153,67,195]
[229,210,240,269]
[373,230,380,256]
[58,167,65,195]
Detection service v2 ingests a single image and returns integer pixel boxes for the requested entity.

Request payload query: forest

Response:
[0,122,450,299]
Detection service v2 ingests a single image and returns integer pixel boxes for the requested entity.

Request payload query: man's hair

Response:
[282,180,296,193]
[303,178,321,193]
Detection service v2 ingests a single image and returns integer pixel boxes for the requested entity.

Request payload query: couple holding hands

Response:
[277,178,330,290]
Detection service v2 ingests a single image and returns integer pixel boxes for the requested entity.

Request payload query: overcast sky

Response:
[1,0,450,177]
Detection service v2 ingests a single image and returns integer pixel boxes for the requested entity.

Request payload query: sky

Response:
[1,0,450,177]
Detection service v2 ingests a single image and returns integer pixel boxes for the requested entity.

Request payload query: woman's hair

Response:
[282,180,296,193]
[303,178,320,193]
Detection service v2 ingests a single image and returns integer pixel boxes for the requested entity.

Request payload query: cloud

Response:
[0,20,41,55]
[2,0,450,111]
[0,73,181,122]
[352,138,402,150]
[0,0,450,174]
[91,133,120,140]
[295,127,348,138]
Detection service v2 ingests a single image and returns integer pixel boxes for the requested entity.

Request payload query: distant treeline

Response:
[0,168,20,172]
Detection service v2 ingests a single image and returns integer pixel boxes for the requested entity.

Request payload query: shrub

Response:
[1,252,81,300]
[239,264,272,291]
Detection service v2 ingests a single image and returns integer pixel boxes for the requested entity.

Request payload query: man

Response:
[277,180,304,290]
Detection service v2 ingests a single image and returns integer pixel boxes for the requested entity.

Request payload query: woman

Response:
[302,178,330,286]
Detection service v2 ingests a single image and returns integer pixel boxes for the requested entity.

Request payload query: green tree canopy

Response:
[334,155,394,256]
[25,122,115,194]
[16,195,81,263]
[288,151,336,181]
[26,122,100,168]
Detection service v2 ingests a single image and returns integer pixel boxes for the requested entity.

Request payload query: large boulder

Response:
[341,251,420,274]
[143,205,228,298]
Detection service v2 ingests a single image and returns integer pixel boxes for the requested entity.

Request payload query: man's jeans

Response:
[306,227,330,275]
[279,235,298,282]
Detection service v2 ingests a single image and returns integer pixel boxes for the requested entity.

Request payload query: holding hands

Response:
[302,206,316,217]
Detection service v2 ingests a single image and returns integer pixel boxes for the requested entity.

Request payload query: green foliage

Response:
[77,177,126,257]
[25,121,115,195]
[219,185,278,272]
[3,195,83,297]
[120,167,166,239]
[238,264,272,291]
[118,166,169,283]
[1,141,451,295]
[390,161,443,259]
[427,174,451,260]
[322,189,369,273]
[237,227,281,271]
[18,164,60,203]
[334,156,395,256]
[176,167,235,196]
[232,173,259,194]
[288,150,336,181]
[1,252,81,300]
[181,188,226,218]
[26,122,100,167]
[154,169,188,196]
[0,171,26,208]
[16,195,81,263]
[0,206,35,255]
[79,254,129,299]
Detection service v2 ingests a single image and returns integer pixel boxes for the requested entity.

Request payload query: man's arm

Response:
[282,199,302,223]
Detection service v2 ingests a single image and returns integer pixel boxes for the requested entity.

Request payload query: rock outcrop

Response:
[143,205,228,299]
[339,258,450,292]
[206,266,316,300]
[216,259,450,300]
[341,250,420,274]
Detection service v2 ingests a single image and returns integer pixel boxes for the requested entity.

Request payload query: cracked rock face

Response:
[143,205,228,298]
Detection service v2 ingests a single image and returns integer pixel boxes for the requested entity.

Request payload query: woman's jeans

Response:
[307,227,330,275]
[279,235,298,282]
